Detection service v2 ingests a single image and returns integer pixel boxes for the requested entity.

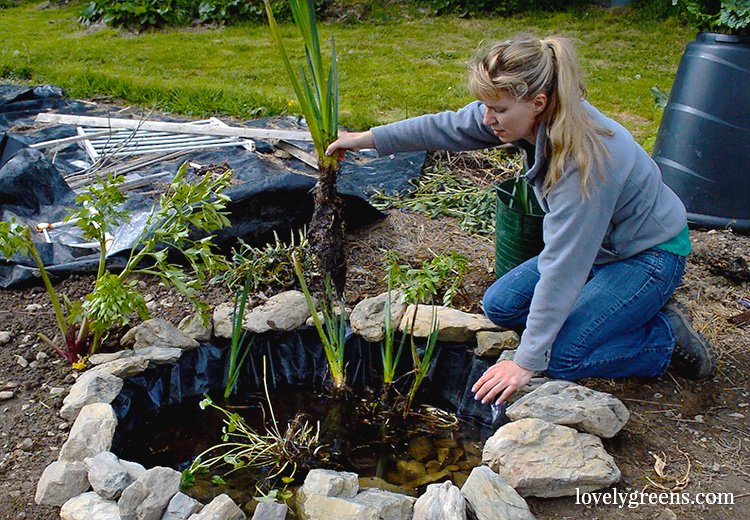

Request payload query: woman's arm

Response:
[327,101,500,157]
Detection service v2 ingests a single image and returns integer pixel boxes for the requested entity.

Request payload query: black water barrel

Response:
[653,32,750,231]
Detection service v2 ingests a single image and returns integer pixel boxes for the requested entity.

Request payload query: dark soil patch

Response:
[1,173,749,519]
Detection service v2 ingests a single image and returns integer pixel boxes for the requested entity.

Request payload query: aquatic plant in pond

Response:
[224,276,254,399]
[264,0,346,290]
[0,165,231,363]
[293,254,347,392]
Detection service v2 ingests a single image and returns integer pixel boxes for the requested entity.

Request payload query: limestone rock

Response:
[412,481,466,520]
[87,356,150,379]
[60,372,123,421]
[130,318,199,350]
[399,305,501,342]
[506,380,629,438]
[300,469,359,499]
[118,466,181,520]
[212,302,234,339]
[474,331,519,357]
[89,351,132,365]
[251,501,288,520]
[244,291,311,333]
[460,466,534,520]
[482,418,621,497]
[298,494,374,520]
[60,492,120,520]
[162,492,204,520]
[350,488,414,520]
[134,346,183,366]
[0,330,11,345]
[350,291,407,342]
[178,313,212,343]
[120,460,147,481]
[35,460,90,506]
[58,403,117,462]
[85,451,136,500]
[187,493,245,520]
[0,390,14,400]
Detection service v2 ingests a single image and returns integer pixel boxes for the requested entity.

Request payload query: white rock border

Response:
[38,294,626,519]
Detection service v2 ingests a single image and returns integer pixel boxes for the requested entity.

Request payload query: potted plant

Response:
[652,1,750,231]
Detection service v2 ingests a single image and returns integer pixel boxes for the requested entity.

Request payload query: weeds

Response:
[385,250,469,308]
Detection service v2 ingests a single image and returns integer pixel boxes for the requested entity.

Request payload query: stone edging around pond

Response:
[33,290,631,520]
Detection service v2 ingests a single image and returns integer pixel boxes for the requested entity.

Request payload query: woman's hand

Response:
[325,131,375,159]
[472,360,535,405]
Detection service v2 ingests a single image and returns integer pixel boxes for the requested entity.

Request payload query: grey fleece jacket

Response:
[371,100,687,372]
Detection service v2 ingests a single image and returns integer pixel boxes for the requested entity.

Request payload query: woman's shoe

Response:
[663,302,715,380]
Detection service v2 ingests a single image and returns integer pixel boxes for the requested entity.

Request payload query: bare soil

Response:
[1,166,749,519]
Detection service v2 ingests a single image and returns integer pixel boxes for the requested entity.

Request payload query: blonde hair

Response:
[469,34,612,196]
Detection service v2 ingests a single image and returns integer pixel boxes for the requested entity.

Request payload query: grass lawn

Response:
[0,2,693,149]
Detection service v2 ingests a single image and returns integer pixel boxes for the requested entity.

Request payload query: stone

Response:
[120,459,147,481]
[212,302,234,339]
[243,291,312,333]
[460,466,534,520]
[0,391,13,400]
[178,313,212,343]
[474,331,519,357]
[134,346,183,365]
[506,380,630,438]
[60,492,120,520]
[399,305,501,342]
[187,493,245,520]
[60,372,124,421]
[18,437,33,450]
[297,494,374,520]
[87,356,150,379]
[35,460,90,506]
[85,451,136,500]
[350,488,414,520]
[162,492,204,520]
[130,318,199,350]
[482,418,621,497]
[251,501,288,520]
[50,386,66,396]
[58,403,117,462]
[25,303,43,311]
[0,330,11,345]
[90,351,133,365]
[412,481,466,520]
[15,355,29,367]
[36,351,49,361]
[119,466,182,520]
[300,469,359,499]
[350,291,407,342]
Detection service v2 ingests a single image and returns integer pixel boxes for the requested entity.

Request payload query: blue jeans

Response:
[482,249,685,380]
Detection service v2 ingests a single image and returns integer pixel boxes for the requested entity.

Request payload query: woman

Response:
[326,34,714,405]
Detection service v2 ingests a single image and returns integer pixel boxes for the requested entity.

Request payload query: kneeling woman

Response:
[326,35,714,404]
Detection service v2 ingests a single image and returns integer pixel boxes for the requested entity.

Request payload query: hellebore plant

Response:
[264,0,346,291]
[0,164,232,363]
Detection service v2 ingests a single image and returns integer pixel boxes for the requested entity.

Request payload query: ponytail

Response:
[469,35,612,197]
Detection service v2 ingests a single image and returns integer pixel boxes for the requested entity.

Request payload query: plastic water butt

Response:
[653,32,750,232]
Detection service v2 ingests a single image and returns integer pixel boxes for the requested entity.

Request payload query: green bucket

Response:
[495,178,545,278]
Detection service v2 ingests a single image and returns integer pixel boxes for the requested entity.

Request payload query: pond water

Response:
[116,386,488,507]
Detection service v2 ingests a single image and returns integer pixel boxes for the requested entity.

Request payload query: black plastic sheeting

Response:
[0,85,426,287]
[111,330,507,444]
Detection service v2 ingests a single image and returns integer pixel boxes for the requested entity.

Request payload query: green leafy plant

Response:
[265,0,345,288]
[403,308,439,416]
[224,276,254,399]
[381,276,407,389]
[386,251,469,308]
[292,253,348,392]
[216,229,309,292]
[0,164,232,362]
[184,362,321,489]
[674,0,750,35]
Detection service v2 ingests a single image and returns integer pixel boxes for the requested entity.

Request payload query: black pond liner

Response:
[110,328,508,465]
